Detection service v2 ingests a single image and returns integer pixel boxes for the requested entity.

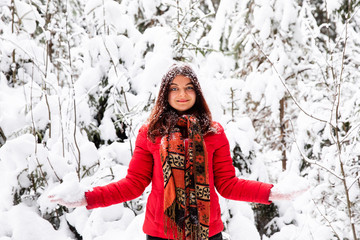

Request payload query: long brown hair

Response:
[147,64,212,141]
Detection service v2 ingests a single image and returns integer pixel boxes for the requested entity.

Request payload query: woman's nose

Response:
[178,89,186,97]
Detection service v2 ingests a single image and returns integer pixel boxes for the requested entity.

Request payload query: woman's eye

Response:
[187,86,194,90]
[170,87,178,91]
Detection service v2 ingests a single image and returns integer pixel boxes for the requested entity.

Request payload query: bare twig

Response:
[333,12,357,239]
[30,63,48,185]
[46,157,61,182]
[311,199,341,240]
[102,36,118,76]
[65,0,81,181]
[11,0,17,84]
[43,5,52,139]
[348,175,360,191]
[58,95,65,158]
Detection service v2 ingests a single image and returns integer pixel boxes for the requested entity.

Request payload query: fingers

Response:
[48,194,67,205]
[291,186,310,198]
[48,195,57,202]
[276,189,308,201]
[48,194,87,208]
[49,198,74,207]
[270,184,311,201]
[48,194,61,203]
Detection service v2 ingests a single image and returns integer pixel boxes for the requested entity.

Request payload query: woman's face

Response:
[168,75,196,114]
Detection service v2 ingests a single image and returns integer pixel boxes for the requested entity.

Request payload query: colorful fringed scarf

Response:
[160,115,210,240]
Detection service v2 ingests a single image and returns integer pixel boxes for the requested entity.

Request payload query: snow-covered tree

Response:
[0,0,359,239]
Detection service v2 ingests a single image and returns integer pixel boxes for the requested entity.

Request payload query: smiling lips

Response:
[177,99,189,103]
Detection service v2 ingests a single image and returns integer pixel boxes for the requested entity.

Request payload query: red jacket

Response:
[85,122,273,238]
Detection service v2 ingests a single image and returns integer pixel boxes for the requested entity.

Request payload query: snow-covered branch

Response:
[249,30,334,129]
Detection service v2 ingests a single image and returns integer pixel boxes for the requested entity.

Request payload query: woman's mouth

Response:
[177,99,188,103]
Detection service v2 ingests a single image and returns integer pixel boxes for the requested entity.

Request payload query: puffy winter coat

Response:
[85,122,273,238]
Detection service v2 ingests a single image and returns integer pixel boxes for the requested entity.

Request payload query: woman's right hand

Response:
[48,194,87,208]
[47,172,88,208]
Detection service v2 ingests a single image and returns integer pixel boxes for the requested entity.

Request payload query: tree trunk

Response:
[280,97,286,171]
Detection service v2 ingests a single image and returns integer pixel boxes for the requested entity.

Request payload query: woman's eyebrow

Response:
[170,82,193,86]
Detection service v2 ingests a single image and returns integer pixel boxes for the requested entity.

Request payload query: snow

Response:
[226,201,260,240]
[99,141,133,166]
[131,26,174,93]
[253,0,273,40]
[76,67,103,95]
[0,74,27,136]
[326,0,342,13]
[0,203,72,240]
[244,71,267,103]
[225,118,255,156]
[274,0,298,32]
[205,0,235,49]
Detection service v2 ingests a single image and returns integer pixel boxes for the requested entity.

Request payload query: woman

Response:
[49,64,303,240]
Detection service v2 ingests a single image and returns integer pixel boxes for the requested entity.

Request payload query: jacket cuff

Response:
[261,183,274,205]
[85,189,101,210]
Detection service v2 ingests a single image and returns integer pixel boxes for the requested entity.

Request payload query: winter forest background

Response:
[0,0,359,239]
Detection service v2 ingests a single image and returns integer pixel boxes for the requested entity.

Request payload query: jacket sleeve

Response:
[212,123,273,205]
[85,125,153,209]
